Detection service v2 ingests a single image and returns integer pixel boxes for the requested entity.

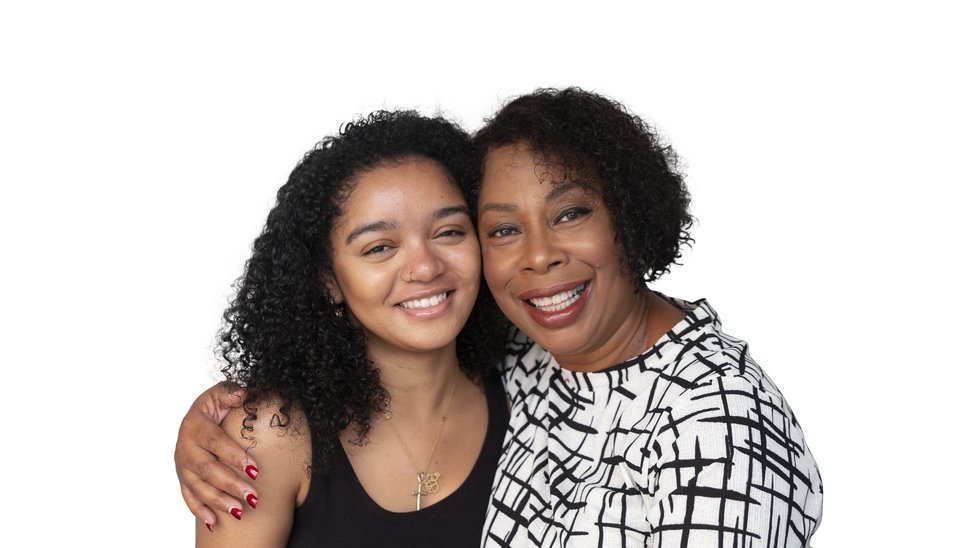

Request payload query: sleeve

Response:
[644,376,823,548]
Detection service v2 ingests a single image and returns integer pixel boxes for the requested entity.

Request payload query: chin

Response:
[409,327,466,351]
[512,322,563,348]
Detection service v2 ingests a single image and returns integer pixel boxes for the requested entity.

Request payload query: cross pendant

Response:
[411,473,430,511]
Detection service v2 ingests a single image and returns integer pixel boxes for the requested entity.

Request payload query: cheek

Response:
[446,241,482,280]
[481,257,525,320]
[465,240,483,277]
[334,264,384,306]
[581,243,616,272]
[577,220,624,273]
[480,249,508,296]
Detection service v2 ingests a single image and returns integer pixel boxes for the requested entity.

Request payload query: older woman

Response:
[177,88,822,547]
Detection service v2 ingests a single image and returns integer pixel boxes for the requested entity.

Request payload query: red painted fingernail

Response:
[230,507,242,520]
[246,493,258,509]
[205,522,213,532]
[245,465,259,480]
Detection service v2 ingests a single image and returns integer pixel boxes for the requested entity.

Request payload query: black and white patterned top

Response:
[482,296,823,547]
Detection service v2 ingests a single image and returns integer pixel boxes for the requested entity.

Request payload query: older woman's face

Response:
[478,143,641,363]
[328,157,481,358]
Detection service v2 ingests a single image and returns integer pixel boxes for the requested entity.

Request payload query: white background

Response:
[2,1,971,546]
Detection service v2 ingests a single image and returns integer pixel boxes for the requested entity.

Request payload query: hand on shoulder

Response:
[198,398,312,548]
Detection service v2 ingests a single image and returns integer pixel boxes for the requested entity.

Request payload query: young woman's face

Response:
[328,157,481,357]
[478,143,641,361]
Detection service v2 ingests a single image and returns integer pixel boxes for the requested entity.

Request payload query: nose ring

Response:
[407,270,414,282]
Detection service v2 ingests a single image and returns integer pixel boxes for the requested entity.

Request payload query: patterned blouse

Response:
[482,295,823,547]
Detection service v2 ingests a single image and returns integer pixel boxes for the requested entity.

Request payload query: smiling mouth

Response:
[397,291,452,309]
[526,282,588,313]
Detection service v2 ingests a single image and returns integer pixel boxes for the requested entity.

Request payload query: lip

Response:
[517,280,589,300]
[395,289,455,319]
[518,280,591,329]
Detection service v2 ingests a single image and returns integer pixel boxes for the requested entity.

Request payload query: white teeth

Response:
[529,283,586,312]
[399,292,448,309]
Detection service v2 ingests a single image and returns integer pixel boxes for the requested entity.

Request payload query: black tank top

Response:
[287,373,508,548]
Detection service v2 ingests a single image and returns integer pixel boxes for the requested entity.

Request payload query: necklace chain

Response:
[384,364,460,510]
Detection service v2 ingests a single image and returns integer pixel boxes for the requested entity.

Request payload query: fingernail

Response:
[230,507,242,520]
[205,522,213,532]
[246,493,258,509]
[245,465,259,480]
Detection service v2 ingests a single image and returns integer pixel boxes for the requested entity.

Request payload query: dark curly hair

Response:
[473,87,693,286]
[219,110,508,472]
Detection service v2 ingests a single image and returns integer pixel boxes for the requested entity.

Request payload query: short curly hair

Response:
[473,87,693,286]
[219,111,508,472]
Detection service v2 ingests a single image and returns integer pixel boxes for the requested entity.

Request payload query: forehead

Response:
[480,144,599,203]
[343,158,464,212]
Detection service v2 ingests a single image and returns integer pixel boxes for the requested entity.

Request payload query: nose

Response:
[401,240,445,283]
[520,225,566,273]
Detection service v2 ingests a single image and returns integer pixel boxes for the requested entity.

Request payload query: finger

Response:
[179,388,261,477]
[185,466,252,521]
[215,382,247,408]
[180,481,218,531]
[196,383,244,423]
[175,405,260,512]
[192,445,259,504]
[198,416,259,478]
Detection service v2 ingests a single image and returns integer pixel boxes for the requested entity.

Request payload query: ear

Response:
[320,271,345,304]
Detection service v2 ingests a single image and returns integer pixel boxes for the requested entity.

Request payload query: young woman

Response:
[193,111,510,547]
[177,89,823,547]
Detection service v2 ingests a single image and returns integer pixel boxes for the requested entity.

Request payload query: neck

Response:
[367,340,460,419]
[555,291,684,373]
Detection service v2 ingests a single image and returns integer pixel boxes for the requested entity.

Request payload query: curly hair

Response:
[219,110,508,472]
[473,87,693,286]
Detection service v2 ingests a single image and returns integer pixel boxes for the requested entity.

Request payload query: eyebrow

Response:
[478,202,517,213]
[544,182,589,202]
[433,205,471,221]
[345,221,398,245]
[344,204,470,245]
[480,182,591,214]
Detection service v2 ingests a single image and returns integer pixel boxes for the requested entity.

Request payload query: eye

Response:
[363,244,393,256]
[487,225,520,239]
[435,228,466,239]
[555,207,592,224]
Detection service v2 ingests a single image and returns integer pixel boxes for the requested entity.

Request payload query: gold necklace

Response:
[383,365,460,511]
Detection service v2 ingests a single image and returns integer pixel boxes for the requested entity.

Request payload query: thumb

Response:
[196,382,247,423]
[216,382,247,409]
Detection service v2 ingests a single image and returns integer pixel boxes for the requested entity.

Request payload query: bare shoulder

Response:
[222,397,311,481]
[223,398,311,500]
[198,399,311,547]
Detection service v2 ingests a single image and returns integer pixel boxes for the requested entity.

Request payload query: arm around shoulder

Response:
[196,399,312,548]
